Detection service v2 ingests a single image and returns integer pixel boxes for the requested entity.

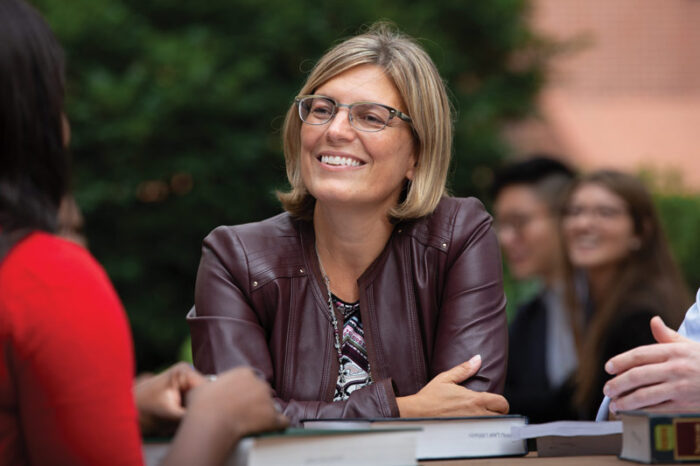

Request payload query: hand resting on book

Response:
[396,354,509,417]
[604,316,700,412]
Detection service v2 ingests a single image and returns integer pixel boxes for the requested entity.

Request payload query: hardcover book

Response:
[302,415,528,461]
[232,428,419,466]
[142,428,418,466]
[620,410,700,464]
[511,420,622,456]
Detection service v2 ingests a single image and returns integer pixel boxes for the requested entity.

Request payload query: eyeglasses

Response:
[494,213,551,237]
[295,95,412,132]
[562,205,626,221]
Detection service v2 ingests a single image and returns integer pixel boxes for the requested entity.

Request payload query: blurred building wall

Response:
[505,0,700,192]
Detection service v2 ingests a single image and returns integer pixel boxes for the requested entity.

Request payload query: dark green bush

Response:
[656,194,700,297]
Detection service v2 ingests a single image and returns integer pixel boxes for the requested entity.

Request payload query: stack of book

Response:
[619,410,700,464]
[143,428,419,466]
[144,415,529,465]
[510,420,622,456]
[303,415,528,461]
[232,428,419,466]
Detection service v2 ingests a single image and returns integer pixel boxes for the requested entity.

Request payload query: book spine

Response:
[648,416,700,463]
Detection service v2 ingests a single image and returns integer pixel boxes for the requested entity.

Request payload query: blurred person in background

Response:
[0,0,286,464]
[561,170,689,419]
[492,156,578,422]
[188,23,510,425]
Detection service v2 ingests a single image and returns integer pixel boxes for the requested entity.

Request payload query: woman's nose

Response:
[569,211,595,231]
[325,108,355,142]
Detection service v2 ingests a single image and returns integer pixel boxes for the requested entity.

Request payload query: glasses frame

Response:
[295,94,413,133]
[494,212,552,237]
[562,205,627,221]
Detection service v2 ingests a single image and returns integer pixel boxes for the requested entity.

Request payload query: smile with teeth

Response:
[571,234,600,248]
[319,155,363,167]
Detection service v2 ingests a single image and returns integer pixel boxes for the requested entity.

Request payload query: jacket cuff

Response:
[376,378,400,417]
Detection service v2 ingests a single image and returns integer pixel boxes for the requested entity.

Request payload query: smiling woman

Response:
[560,170,690,419]
[187,22,510,424]
[298,64,417,220]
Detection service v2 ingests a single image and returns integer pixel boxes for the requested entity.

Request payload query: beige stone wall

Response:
[507,0,700,191]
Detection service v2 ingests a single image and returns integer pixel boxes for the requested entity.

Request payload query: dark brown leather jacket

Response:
[188,197,507,424]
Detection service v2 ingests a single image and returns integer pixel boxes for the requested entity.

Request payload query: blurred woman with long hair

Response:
[561,170,689,418]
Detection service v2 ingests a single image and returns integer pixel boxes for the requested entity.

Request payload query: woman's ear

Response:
[405,150,418,181]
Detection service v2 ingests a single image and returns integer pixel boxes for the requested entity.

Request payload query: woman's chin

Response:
[314,192,366,208]
[308,184,364,205]
[571,254,623,272]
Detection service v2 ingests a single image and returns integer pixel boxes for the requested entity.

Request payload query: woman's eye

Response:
[311,104,332,115]
[357,111,384,124]
[598,207,617,218]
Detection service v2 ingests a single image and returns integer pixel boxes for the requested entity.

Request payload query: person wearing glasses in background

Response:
[491,157,578,423]
[188,23,510,425]
[560,170,689,419]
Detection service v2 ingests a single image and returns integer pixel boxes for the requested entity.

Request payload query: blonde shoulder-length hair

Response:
[277,22,453,221]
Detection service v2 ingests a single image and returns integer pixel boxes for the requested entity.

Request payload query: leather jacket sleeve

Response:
[188,226,399,423]
[431,199,508,393]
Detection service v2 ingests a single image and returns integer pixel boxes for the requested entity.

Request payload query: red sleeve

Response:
[0,233,143,466]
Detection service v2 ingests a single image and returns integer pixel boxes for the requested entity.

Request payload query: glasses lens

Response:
[351,103,391,131]
[299,97,335,125]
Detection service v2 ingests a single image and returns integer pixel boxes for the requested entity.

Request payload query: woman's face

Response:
[562,182,639,272]
[299,64,416,212]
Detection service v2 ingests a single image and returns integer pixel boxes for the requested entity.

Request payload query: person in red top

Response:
[0,232,142,465]
[0,1,287,464]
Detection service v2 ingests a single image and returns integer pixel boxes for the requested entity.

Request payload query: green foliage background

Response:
[33,0,549,370]
[656,194,700,294]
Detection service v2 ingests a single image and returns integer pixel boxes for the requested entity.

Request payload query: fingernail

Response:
[605,361,614,374]
[610,402,618,414]
[603,385,610,397]
[469,354,481,365]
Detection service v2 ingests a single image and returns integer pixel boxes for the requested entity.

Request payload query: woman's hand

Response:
[396,355,509,417]
[134,362,205,436]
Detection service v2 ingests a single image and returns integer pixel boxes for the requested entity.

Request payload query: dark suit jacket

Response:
[504,292,578,423]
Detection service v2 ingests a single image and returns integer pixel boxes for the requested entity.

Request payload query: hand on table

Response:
[604,316,700,413]
[134,362,205,435]
[184,367,289,440]
[397,354,509,417]
[163,367,288,466]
